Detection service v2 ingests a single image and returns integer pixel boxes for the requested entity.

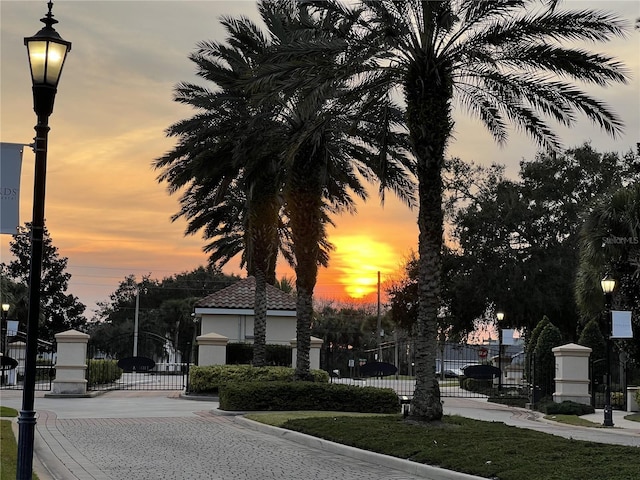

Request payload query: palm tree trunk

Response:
[252,269,268,366]
[288,161,323,381]
[405,60,453,421]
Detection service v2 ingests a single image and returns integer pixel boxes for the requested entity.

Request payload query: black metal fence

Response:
[0,334,55,391]
[325,339,526,400]
[591,356,635,411]
[86,332,189,391]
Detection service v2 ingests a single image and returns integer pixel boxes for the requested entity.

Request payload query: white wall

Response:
[200,312,295,345]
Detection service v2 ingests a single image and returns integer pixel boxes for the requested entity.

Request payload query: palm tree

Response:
[576,184,640,319]
[155,14,285,367]
[266,0,628,419]
[156,2,415,372]
[255,1,415,379]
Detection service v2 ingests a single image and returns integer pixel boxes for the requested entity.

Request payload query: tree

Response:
[534,322,563,398]
[578,318,607,387]
[210,1,413,379]
[524,315,550,381]
[89,266,238,360]
[275,0,628,421]
[445,145,636,341]
[2,223,86,342]
[575,183,640,362]
[267,3,415,380]
[155,10,288,366]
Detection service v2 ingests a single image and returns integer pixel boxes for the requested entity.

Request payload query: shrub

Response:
[189,365,329,394]
[541,400,595,415]
[533,322,563,397]
[463,377,492,393]
[611,392,625,408]
[87,359,122,386]
[488,396,529,408]
[525,316,551,381]
[219,381,400,413]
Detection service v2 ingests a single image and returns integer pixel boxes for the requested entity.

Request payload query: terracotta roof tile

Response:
[195,276,296,311]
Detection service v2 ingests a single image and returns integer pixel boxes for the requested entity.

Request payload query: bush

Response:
[87,359,122,386]
[189,365,329,394]
[219,381,400,413]
[611,391,625,408]
[534,322,563,397]
[463,377,492,393]
[540,400,595,415]
[488,396,529,408]
[636,388,640,407]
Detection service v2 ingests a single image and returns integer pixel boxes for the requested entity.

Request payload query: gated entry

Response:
[326,340,517,399]
[0,334,55,391]
[87,331,189,391]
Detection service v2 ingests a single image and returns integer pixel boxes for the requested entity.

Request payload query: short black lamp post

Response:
[496,311,504,392]
[1,303,9,355]
[600,274,616,428]
[17,2,71,478]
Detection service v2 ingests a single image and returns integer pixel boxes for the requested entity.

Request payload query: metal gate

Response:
[0,333,55,392]
[590,355,634,412]
[87,331,189,391]
[325,340,519,399]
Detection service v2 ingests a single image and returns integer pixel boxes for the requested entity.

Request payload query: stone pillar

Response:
[290,336,324,371]
[627,387,639,412]
[196,332,228,366]
[49,329,90,396]
[552,343,591,405]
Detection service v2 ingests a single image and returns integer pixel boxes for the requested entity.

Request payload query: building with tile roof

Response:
[194,276,297,346]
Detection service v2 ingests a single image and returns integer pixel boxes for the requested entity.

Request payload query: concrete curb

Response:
[235,416,486,480]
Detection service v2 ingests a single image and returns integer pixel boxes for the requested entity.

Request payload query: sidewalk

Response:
[441,396,640,447]
[2,390,640,480]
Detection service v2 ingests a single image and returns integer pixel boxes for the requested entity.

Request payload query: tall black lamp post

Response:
[1,303,9,355]
[496,311,504,393]
[600,274,616,428]
[17,2,71,478]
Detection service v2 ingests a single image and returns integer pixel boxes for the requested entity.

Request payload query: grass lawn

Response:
[1,407,39,480]
[625,413,640,422]
[247,412,640,480]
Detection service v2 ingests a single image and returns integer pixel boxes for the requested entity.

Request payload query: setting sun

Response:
[330,236,398,299]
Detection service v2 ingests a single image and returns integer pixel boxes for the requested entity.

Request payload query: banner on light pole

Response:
[612,311,633,339]
[0,143,25,234]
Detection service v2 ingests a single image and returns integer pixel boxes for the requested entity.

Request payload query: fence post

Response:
[47,329,90,397]
[184,341,191,394]
[196,332,228,366]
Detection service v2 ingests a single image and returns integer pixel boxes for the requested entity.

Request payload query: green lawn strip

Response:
[624,413,640,423]
[262,414,640,480]
[544,414,603,427]
[1,420,18,480]
[1,419,40,480]
[0,406,18,417]
[244,411,382,427]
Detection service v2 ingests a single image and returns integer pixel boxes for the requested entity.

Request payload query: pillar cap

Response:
[55,329,90,342]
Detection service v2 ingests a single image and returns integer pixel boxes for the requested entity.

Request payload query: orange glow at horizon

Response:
[330,236,397,299]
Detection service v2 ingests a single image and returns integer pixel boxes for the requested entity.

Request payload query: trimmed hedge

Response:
[87,359,122,386]
[540,400,595,415]
[189,365,329,394]
[219,381,400,413]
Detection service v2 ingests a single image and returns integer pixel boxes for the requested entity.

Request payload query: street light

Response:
[1,304,9,355]
[496,311,504,393]
[600,274,616,427]
[17,2,71,478]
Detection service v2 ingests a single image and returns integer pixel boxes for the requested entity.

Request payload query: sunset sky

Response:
[1,0,638,318]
